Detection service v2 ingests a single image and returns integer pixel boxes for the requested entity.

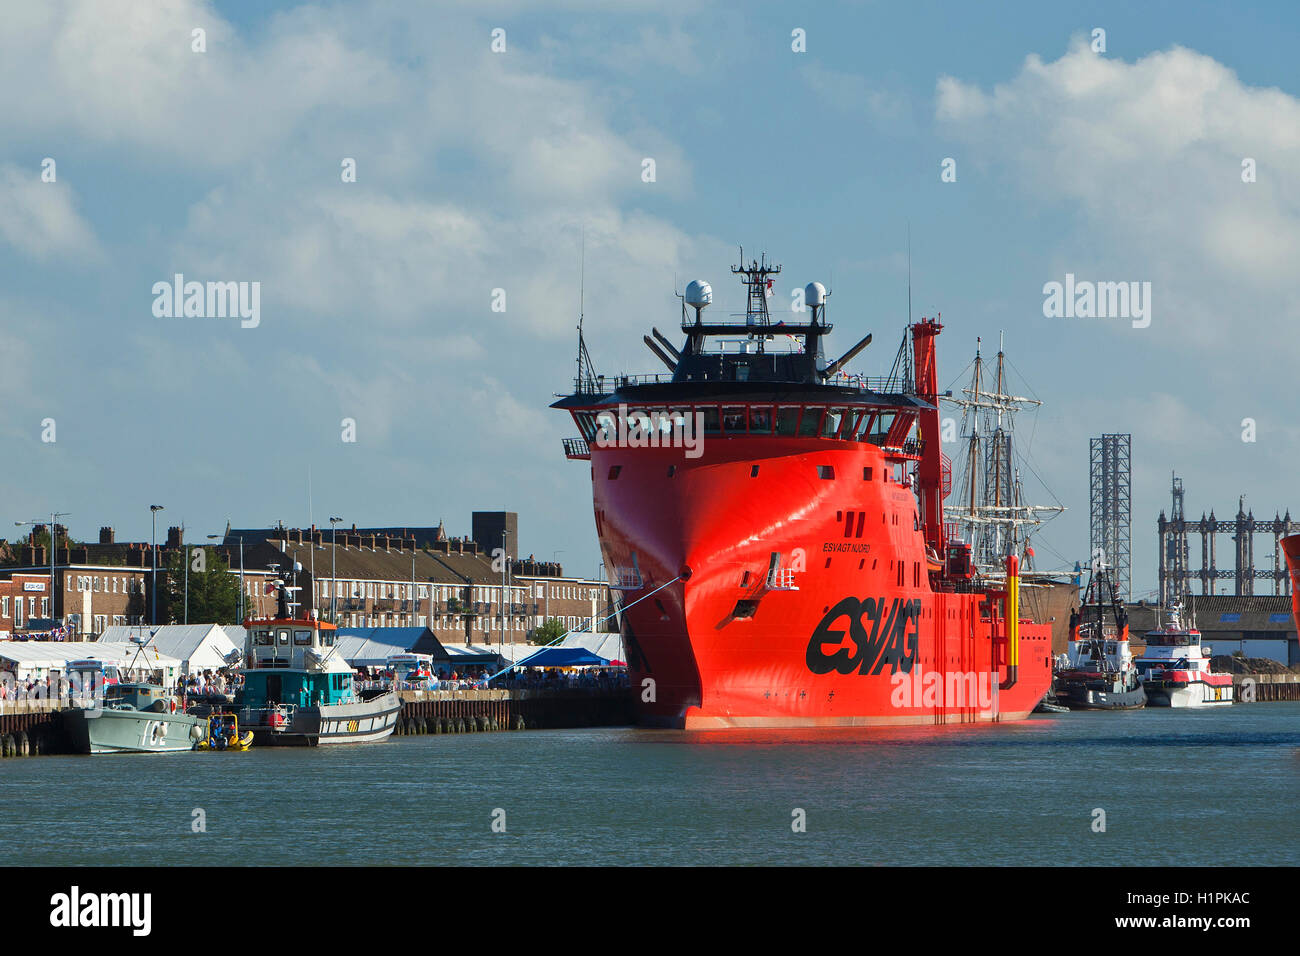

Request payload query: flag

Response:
[765,278,774,298]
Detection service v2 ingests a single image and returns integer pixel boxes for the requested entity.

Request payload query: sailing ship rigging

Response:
[942,334,1064,574]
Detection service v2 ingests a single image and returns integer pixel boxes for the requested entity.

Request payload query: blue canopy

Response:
[513,646,610,668]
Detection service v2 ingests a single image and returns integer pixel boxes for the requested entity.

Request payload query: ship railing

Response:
[766,568,799,591]
[563,437,591,460]
[570,373,673,395]
[612,567,644,590]
[882,438,925,459]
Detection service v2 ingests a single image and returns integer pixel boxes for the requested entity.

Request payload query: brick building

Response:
[1,525,274,638]
[226,519,617,647]
[0,572,53,637]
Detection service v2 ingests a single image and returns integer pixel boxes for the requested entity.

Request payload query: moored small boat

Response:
[63,682,206,754]
[1054,564,1146,711]
[61,639,206,754]
[234,569,399,746]
[1133,605,1232,707]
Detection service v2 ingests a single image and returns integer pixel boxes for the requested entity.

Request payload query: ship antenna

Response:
[574,225,599,394]
[907,221,912,326]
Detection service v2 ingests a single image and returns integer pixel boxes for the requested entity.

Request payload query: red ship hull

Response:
[589,437,1052,728]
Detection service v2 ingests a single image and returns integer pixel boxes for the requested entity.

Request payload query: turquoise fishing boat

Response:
[235,571,400,746]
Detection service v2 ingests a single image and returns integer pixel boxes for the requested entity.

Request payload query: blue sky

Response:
[2,1,1299,596]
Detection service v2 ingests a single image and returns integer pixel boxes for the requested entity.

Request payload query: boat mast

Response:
[944,334,1063,573]
[731,248,781,354]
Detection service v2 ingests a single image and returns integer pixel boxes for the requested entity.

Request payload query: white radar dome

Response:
[685,280,712,308]
[805,282,827,307]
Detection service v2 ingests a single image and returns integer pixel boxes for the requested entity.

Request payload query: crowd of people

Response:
[493,667,629,691]
[177,668,243,700]
[353,663,629,693]
[2,660,629,710]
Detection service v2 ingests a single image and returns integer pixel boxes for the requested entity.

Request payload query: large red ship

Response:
[553,253,1052,728]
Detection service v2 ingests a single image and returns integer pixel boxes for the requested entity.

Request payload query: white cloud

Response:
[936,41,1300,355]
[0,165,99,260]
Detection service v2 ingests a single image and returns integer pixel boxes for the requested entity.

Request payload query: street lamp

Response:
[181,521,188,625]
[329,517,342,623]
[150,505,164,625]
[15,510,68,634]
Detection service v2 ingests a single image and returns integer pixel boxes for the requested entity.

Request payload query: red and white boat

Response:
[553,252,1053,728]
[1133,606,1233,707]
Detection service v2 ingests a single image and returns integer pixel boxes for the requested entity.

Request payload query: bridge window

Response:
[294,630,312,645]
[722,407,746,433]
[594,412,616,443]
[749,406,773,434]
[626,409,652,437]
[820,407,846,438]
[841,409,862,439]
[277,629,291,645]
[700,406,721,434]
[867,412,895,445]
[854,411,875,440]
[798,407,823,437]
[775,407,801,436]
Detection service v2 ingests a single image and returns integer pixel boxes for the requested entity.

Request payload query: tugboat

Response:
[551,251,1053,728]
[63,639,207,754]
[235,566,400,745]
[1054,565,1146,711]
[1133,605,1233,707]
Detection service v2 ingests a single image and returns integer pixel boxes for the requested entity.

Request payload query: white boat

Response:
[1133,605,1233,707]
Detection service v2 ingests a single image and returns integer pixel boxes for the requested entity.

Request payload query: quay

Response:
[1232,672,1300,702]
[391,687,633,734]
[0,685,634,756]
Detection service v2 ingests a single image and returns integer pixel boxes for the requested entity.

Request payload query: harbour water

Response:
[2,704,1297,866]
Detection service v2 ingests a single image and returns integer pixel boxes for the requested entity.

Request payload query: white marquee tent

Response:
[97,624,242,676]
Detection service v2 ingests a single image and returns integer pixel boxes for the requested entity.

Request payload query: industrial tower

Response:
[1089,434,1132,601]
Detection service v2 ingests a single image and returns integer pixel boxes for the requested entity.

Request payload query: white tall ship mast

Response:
[943,334,1064,575]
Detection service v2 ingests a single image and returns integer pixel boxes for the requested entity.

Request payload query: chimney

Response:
[166,526,182,548]
[99,527,115,545]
